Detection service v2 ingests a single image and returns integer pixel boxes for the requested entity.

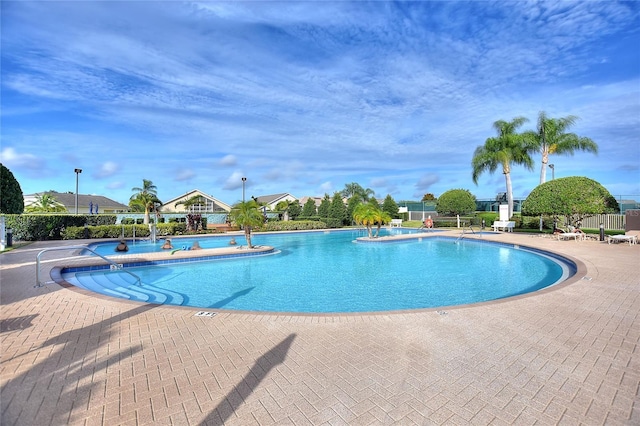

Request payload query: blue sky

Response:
[2,1,639,207]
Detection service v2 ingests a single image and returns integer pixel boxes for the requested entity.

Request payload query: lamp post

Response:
[548,164,555,180]
[242,177,247,203]
[74,168,82,214]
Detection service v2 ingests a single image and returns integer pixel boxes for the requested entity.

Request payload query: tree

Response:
[25,193,67,213]
[436,189,477,216]
[317,194,331,218]
[353,202,378,238]
[301,198,317,217]
[0,164,24,214]
[522,176,619,227]
[341,182,374,201]
[472,117,535,218]
[381,194,399,219]
[421,193,437,201]
[527,112,598,184]
[372,208,392,237]
[130,179,161,224]
[346,194,363,225]
[228,200,265,248]
[329,192,347,225]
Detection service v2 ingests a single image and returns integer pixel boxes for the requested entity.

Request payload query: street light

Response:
[241,177,247,203]
[548,164,555,180]
[74,168,82,214]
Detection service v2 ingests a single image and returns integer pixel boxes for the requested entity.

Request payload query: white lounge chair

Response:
[607,231,638,246]
[557,225,585,241]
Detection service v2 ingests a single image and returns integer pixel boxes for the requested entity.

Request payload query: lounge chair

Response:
[607,230,638,246]
[557,225,585,241]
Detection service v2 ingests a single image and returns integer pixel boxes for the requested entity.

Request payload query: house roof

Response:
[162,189,232,211]
[25,191,129,209]
[253,193,296,205]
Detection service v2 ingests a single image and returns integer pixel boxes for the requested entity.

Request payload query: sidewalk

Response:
[1,234,639,425]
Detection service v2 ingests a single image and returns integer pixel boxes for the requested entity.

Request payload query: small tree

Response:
[317,194,331,218]
[436,189,477,216]
[522,176,619,228]
[421,193,437,201]
[346,194,363,225]
[353,202,377,238]
[381,194,399,219]
[1,164,24,214]
[287,201,301,220]
[228,200,265,248]
[329,192,347,225]
[301,198,317,217]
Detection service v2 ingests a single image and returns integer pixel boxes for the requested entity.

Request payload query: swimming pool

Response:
[62,229,575,313]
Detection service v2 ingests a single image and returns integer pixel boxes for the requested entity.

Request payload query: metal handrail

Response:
[36,245,141,288]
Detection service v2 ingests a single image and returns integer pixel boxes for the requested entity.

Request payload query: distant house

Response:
[298,196,323,208]
[252,193,297,211]
[161,189,232,213]
[24,191,129,214]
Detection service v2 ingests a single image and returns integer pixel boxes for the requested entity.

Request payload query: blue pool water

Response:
[65,229,573,313]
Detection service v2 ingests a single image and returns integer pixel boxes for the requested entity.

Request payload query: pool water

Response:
[66,230,572,313]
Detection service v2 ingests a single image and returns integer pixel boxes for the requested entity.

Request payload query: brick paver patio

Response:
[1,232,638,425]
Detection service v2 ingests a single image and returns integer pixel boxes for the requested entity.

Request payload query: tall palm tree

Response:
[472,117,535,219]
[25,193,67,213]
[130,179,161,224]
[527,111,598,184]
[228,200,265,248]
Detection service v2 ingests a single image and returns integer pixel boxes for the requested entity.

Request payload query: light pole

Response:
[548,164,555,180]
[74,168,82,214]
[242,177,247,203]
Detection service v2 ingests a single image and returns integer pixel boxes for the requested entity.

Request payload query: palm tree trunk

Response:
[245,227,252,248]
[504,172,514,219]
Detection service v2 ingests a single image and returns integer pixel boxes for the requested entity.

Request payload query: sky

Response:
[1,1,639,207]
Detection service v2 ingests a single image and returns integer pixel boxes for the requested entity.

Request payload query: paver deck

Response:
[1,231,638,425]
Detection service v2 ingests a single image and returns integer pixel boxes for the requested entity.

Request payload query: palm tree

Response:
[25,193,67,213]
[228,200,265,248]
[472,117,535,219]
[341,182,375,202]
[130,179,161,224]
[353,203,378,238]
[527,111,598,184]
[373,209,392,238]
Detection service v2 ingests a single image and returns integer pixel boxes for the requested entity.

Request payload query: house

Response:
[161,189,232,213]
[252,193,298,211]
[24,191,129,214]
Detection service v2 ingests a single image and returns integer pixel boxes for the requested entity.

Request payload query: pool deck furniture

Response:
[491,220,515,232]
[607,231,638,245]
[1,233,639,425]
[557,232,585,241]
[390,219,403,227]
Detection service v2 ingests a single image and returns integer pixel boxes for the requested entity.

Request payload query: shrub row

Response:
[3,214,117,241]
[61,223,188,240]
[260,220,328,232]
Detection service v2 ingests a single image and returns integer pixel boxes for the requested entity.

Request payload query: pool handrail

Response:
[36,245,141,288]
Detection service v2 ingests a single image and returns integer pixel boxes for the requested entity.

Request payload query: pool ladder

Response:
[35,245,141,288]
[456,223,483,242]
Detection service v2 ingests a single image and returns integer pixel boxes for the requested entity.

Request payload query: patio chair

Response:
[607,230,638,246]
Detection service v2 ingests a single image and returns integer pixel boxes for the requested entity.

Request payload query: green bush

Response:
[61,223,187,240]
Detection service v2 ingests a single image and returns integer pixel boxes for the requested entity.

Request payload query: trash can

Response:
[6,228,13,247]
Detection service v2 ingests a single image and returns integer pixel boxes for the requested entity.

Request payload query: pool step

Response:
[63,269,185,306]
